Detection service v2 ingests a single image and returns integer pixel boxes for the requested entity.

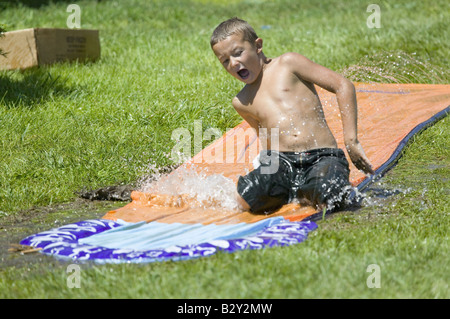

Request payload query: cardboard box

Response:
[0,28,100,70]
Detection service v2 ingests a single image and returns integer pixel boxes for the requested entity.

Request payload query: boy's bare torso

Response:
[233,55,338,152]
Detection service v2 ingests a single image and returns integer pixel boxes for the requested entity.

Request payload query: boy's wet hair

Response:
[210,17,258,48]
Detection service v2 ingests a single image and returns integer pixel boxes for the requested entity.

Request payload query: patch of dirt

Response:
[0,197,125,269]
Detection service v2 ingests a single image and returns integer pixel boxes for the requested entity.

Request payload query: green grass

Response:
[0,0,449,299]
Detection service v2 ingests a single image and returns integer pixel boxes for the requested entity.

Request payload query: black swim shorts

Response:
[237,148,352,214]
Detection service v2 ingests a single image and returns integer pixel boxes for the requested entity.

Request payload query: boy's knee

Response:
[236,191,250,211]
[237,175,289,214]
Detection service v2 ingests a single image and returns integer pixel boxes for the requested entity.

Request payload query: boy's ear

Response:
[255,38,263,53]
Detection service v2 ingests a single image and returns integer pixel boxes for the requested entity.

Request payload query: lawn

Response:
[0,0,449,299]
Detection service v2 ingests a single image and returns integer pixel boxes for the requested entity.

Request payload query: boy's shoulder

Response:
[277,52,310,66]
[271,52,319,81]
[232,89,252,113]
[258,52,311,77]
[232,92,245,108]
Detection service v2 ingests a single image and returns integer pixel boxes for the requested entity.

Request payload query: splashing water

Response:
[359,181,410,207]
[340,50,448,84]
[337,50,447,209]
[138,164,241,211]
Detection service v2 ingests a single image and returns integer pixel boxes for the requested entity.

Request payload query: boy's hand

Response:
[346,141,375,175]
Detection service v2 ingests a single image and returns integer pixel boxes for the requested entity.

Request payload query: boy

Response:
[210,17,374,214]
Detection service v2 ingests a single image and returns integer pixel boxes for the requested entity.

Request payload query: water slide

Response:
[20,83,450,263]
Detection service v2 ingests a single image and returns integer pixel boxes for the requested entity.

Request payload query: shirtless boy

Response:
[211,17,374,214]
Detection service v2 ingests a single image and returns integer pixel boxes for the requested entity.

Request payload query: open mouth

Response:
[237,69,250,80]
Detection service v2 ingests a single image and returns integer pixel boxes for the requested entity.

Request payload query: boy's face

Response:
[212,33,263,84]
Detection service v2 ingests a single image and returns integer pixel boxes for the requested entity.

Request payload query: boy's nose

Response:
[230,57,240,68]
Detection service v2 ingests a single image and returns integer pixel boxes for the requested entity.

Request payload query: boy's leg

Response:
[236,153,291,214]
[236,191,251,211]
[299,154,351,211]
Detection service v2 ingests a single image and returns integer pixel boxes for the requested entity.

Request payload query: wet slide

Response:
[21,83,449,263]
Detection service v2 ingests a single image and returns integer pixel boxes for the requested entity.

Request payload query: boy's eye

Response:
[222,59,229,65]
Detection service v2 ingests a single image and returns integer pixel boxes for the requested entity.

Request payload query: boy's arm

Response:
[286,52,374,174]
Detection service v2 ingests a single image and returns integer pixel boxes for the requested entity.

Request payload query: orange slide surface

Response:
[102,83,450,225]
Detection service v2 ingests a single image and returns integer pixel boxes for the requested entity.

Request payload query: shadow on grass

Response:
[0,68,77,108]
[0,0,101,9]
